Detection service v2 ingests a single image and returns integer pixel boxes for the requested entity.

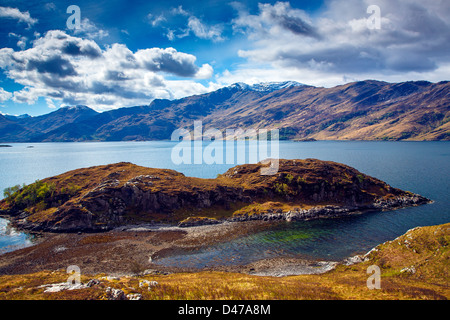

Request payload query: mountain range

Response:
[1,80,449,142]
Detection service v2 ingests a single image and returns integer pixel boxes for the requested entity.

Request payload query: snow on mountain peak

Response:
[229,81,306,93]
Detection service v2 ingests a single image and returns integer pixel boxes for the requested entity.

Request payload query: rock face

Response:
[228,194,430,223]
[0,159,431,232]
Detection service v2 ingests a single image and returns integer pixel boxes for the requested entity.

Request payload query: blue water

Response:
[0,141,449,266]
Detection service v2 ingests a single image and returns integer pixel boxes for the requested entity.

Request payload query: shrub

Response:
[3,180,56,210]
[274,182,290,195]
[3,185,21,201]
[284,173,294,184]
[356,174,365,184]
[296,176,306,184]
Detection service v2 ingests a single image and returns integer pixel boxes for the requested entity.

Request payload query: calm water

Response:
[0,141,449,266]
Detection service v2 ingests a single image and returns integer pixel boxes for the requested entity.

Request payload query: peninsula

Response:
[0,159,431,233]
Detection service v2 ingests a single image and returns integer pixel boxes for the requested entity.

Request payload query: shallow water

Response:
[0,217,33,254]
[0,141,449,266]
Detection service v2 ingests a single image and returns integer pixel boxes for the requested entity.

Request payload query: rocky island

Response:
[0,159,446,301]
[0,159,431,233]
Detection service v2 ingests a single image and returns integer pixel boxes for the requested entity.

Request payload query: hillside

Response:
[0,159,430,232]
[0,80,449,142]
[205,80,450,141]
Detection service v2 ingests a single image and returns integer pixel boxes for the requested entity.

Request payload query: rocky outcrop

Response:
[177,217,221,228]
[228,194,431,223]
[0,159,432,232]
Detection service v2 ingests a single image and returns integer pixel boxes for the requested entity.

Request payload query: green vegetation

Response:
[284,173,294,184]
[274,182,290,196]
[3,180,56,210]
[356,174,365,184]
[296,176,306,184]
[278,127,298,140]
[60,183,81,196]
[319,110,369,131]
[416,112,444,125]
[3,185,21,200]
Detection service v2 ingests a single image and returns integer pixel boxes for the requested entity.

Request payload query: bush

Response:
[3,180,56,210]
[296,176,306,184]
[3,185,21,200]
[356,174,365,184]
[284,173,294,184]
[274,182,290,195]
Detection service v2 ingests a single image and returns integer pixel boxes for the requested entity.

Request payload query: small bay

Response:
[0,141,449,265]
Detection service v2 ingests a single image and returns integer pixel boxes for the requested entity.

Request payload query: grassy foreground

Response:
[0,223,448,300]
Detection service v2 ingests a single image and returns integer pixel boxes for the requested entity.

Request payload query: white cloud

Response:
[0,30,215,111]
[8,32,28,50]
[170,5,189,16]
[46,97,57,109]
[228,0,450,86]
[0,88,13,102]
[72,18,109,40]
[147,13,167,27]
[44,3,57,11]
[135,47,204,77]
[187,16,225,42]
[149,6,225,42]
[0,6,37,26]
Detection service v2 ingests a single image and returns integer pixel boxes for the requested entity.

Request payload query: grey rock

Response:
[126,293,143,300]
[105,287,127,300]
[86,279,100,287]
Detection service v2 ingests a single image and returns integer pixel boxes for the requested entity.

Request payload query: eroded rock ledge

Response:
[179,194,430,227]
[0,159,431,232]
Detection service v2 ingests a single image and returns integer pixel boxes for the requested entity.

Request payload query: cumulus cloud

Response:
[0,30,214,110]
[0,6,37,26]
[135,47,212,77]
[233,2,319,39]
[228,0,450,86]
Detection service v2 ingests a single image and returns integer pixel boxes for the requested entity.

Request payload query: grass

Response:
[232,201,314,217]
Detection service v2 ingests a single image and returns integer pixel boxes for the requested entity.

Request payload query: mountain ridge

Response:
[1,80,449,142]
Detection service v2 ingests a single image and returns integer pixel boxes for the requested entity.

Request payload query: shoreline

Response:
[0,218,349,277]
[0,192,433,278]
[1,192,432,233]
[0,222,447,300]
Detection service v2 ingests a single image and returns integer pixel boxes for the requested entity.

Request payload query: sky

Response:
[0,0,449,116]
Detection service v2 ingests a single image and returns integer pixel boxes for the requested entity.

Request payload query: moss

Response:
[356,174,365,184]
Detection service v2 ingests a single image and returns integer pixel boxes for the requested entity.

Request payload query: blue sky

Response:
[0,0,449,116]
